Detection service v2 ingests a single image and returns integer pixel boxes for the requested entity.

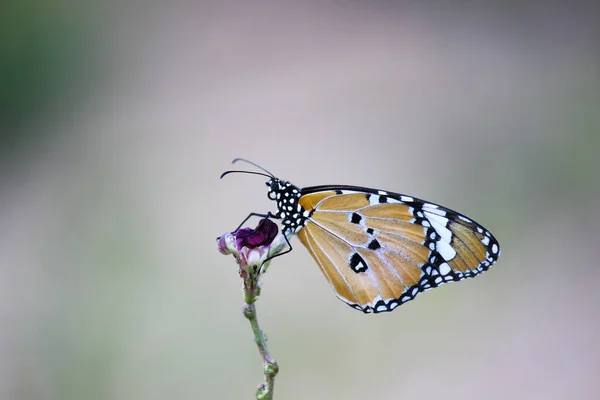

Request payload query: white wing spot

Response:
[492,243,499,254]
[427,213,452,242]
[439,262,452,275]
[481,236,490,246]
[401,196,414,202]
[437,241,457,261]
[458,215,472,223]
[427,211,447,222]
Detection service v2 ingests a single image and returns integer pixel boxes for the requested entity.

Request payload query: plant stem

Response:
[243,273,278,400]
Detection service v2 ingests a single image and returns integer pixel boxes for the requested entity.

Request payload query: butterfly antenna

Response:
[231,158,275,178]
[220,170,273,179]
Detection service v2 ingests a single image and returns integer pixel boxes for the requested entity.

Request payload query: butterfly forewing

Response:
[296,186,500,313]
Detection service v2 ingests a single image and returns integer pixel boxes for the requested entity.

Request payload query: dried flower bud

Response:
[235,219,278,250]
[218,232,237,255]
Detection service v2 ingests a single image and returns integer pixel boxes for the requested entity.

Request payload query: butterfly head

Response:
[220,159,309,233]
[265,177,281,200]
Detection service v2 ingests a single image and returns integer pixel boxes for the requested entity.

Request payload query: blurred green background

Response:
[1,1,599,399]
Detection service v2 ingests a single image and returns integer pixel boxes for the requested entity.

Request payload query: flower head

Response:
[218,218,285,274]
[235,218,278,249]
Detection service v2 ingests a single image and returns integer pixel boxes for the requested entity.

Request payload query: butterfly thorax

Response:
[266,178,310,233]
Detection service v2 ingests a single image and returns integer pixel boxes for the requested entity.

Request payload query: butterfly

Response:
[222,158,500,314]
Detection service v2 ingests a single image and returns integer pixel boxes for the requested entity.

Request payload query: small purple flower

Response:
[218,219,284,272]
[235,219,278,250]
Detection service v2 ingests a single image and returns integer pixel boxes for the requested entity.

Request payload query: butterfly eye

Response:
[268,191,277,200]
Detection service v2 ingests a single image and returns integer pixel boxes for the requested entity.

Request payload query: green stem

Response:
[244,276,278,400]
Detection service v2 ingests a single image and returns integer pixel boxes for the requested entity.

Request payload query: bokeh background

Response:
[1,1,599,399]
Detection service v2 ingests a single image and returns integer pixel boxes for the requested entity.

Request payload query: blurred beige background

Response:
[1,1,599,399]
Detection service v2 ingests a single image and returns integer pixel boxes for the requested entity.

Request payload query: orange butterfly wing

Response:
[296,189,499,313]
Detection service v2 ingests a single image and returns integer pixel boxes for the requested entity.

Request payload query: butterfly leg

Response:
[216,212,278,241]
[232,211,276,233]
[259,232,293,272]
